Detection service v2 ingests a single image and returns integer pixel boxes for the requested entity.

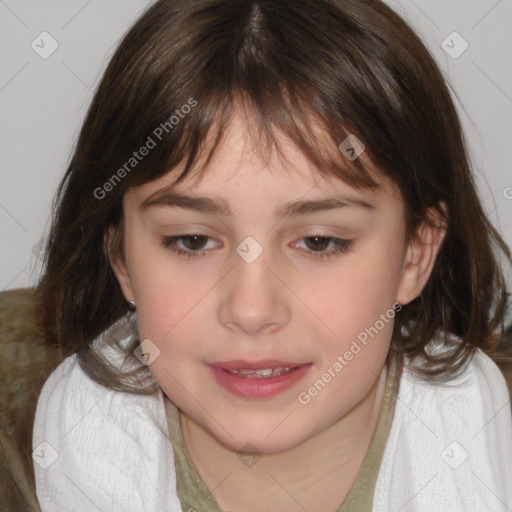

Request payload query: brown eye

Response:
[303,236,330,251]
[161,234,219,259]
[293,235,354,260]
[181,234,208,250]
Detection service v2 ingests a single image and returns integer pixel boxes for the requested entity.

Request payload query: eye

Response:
[161,233,353,261]
[292,235,354,260]
[161,234,219,259]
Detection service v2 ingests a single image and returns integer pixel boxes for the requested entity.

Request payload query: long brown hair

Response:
[35,0,511,392]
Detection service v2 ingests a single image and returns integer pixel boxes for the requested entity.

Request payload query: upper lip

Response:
[208,360,308,371]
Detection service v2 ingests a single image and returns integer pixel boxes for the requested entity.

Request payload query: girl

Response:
[32,0,512,511]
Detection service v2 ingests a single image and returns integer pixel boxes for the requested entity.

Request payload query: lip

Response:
[207,361,312,398]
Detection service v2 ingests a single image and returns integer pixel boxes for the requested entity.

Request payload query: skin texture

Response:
[110,111,446,511]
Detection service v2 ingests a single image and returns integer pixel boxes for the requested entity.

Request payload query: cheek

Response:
[306,255,401,342]
[124,228,210,332]
[134,282,208,359]
[302,267,398,414]
[297,239,403,386]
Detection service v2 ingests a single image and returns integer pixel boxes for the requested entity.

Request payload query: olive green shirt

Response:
[164,352,403,512]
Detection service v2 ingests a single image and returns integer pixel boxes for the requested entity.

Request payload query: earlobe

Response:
[105,226,135,303]
[396,206,447,306]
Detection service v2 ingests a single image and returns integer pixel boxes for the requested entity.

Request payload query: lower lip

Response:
[207,364,312,398]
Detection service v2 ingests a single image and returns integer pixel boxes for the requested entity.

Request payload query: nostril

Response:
[262,324,278,334]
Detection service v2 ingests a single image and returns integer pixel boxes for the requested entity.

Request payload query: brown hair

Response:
[35,0,511,392]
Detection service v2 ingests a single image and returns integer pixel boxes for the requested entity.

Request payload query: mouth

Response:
[226,366,299,378]
[207,359,312,398]
[210,359,306,376]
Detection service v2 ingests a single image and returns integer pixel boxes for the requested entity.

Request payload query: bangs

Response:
[158,91,381,191]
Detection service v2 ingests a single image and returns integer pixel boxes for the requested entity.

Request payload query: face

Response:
[111,111,433,454]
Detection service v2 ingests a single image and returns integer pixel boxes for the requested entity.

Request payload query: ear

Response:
[105,226,135,303]
[396,204,447,306]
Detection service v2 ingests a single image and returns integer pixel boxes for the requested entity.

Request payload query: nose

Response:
[218,247,291,337]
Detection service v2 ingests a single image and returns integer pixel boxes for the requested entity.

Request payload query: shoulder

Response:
[399,348,511,419]
[373,349,512,512]
[33,350,182,512]
[33,347,165,435]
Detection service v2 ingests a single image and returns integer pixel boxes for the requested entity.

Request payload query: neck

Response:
[180,363,388,512]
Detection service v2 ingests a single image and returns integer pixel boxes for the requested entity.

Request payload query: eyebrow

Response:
[140,189,376,217]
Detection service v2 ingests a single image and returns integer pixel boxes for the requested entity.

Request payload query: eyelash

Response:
[160,234,354,261]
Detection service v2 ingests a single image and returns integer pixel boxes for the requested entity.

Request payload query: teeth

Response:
[229,367,295,378]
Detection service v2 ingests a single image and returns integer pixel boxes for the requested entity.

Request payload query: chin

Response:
[209,416,312,455]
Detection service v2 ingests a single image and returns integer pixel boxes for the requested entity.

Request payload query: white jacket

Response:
[33,316,512,512]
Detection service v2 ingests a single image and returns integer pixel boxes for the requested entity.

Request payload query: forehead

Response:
[126,109,401,210]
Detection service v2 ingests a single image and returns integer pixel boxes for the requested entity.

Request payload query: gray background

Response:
[1,0,511,307]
